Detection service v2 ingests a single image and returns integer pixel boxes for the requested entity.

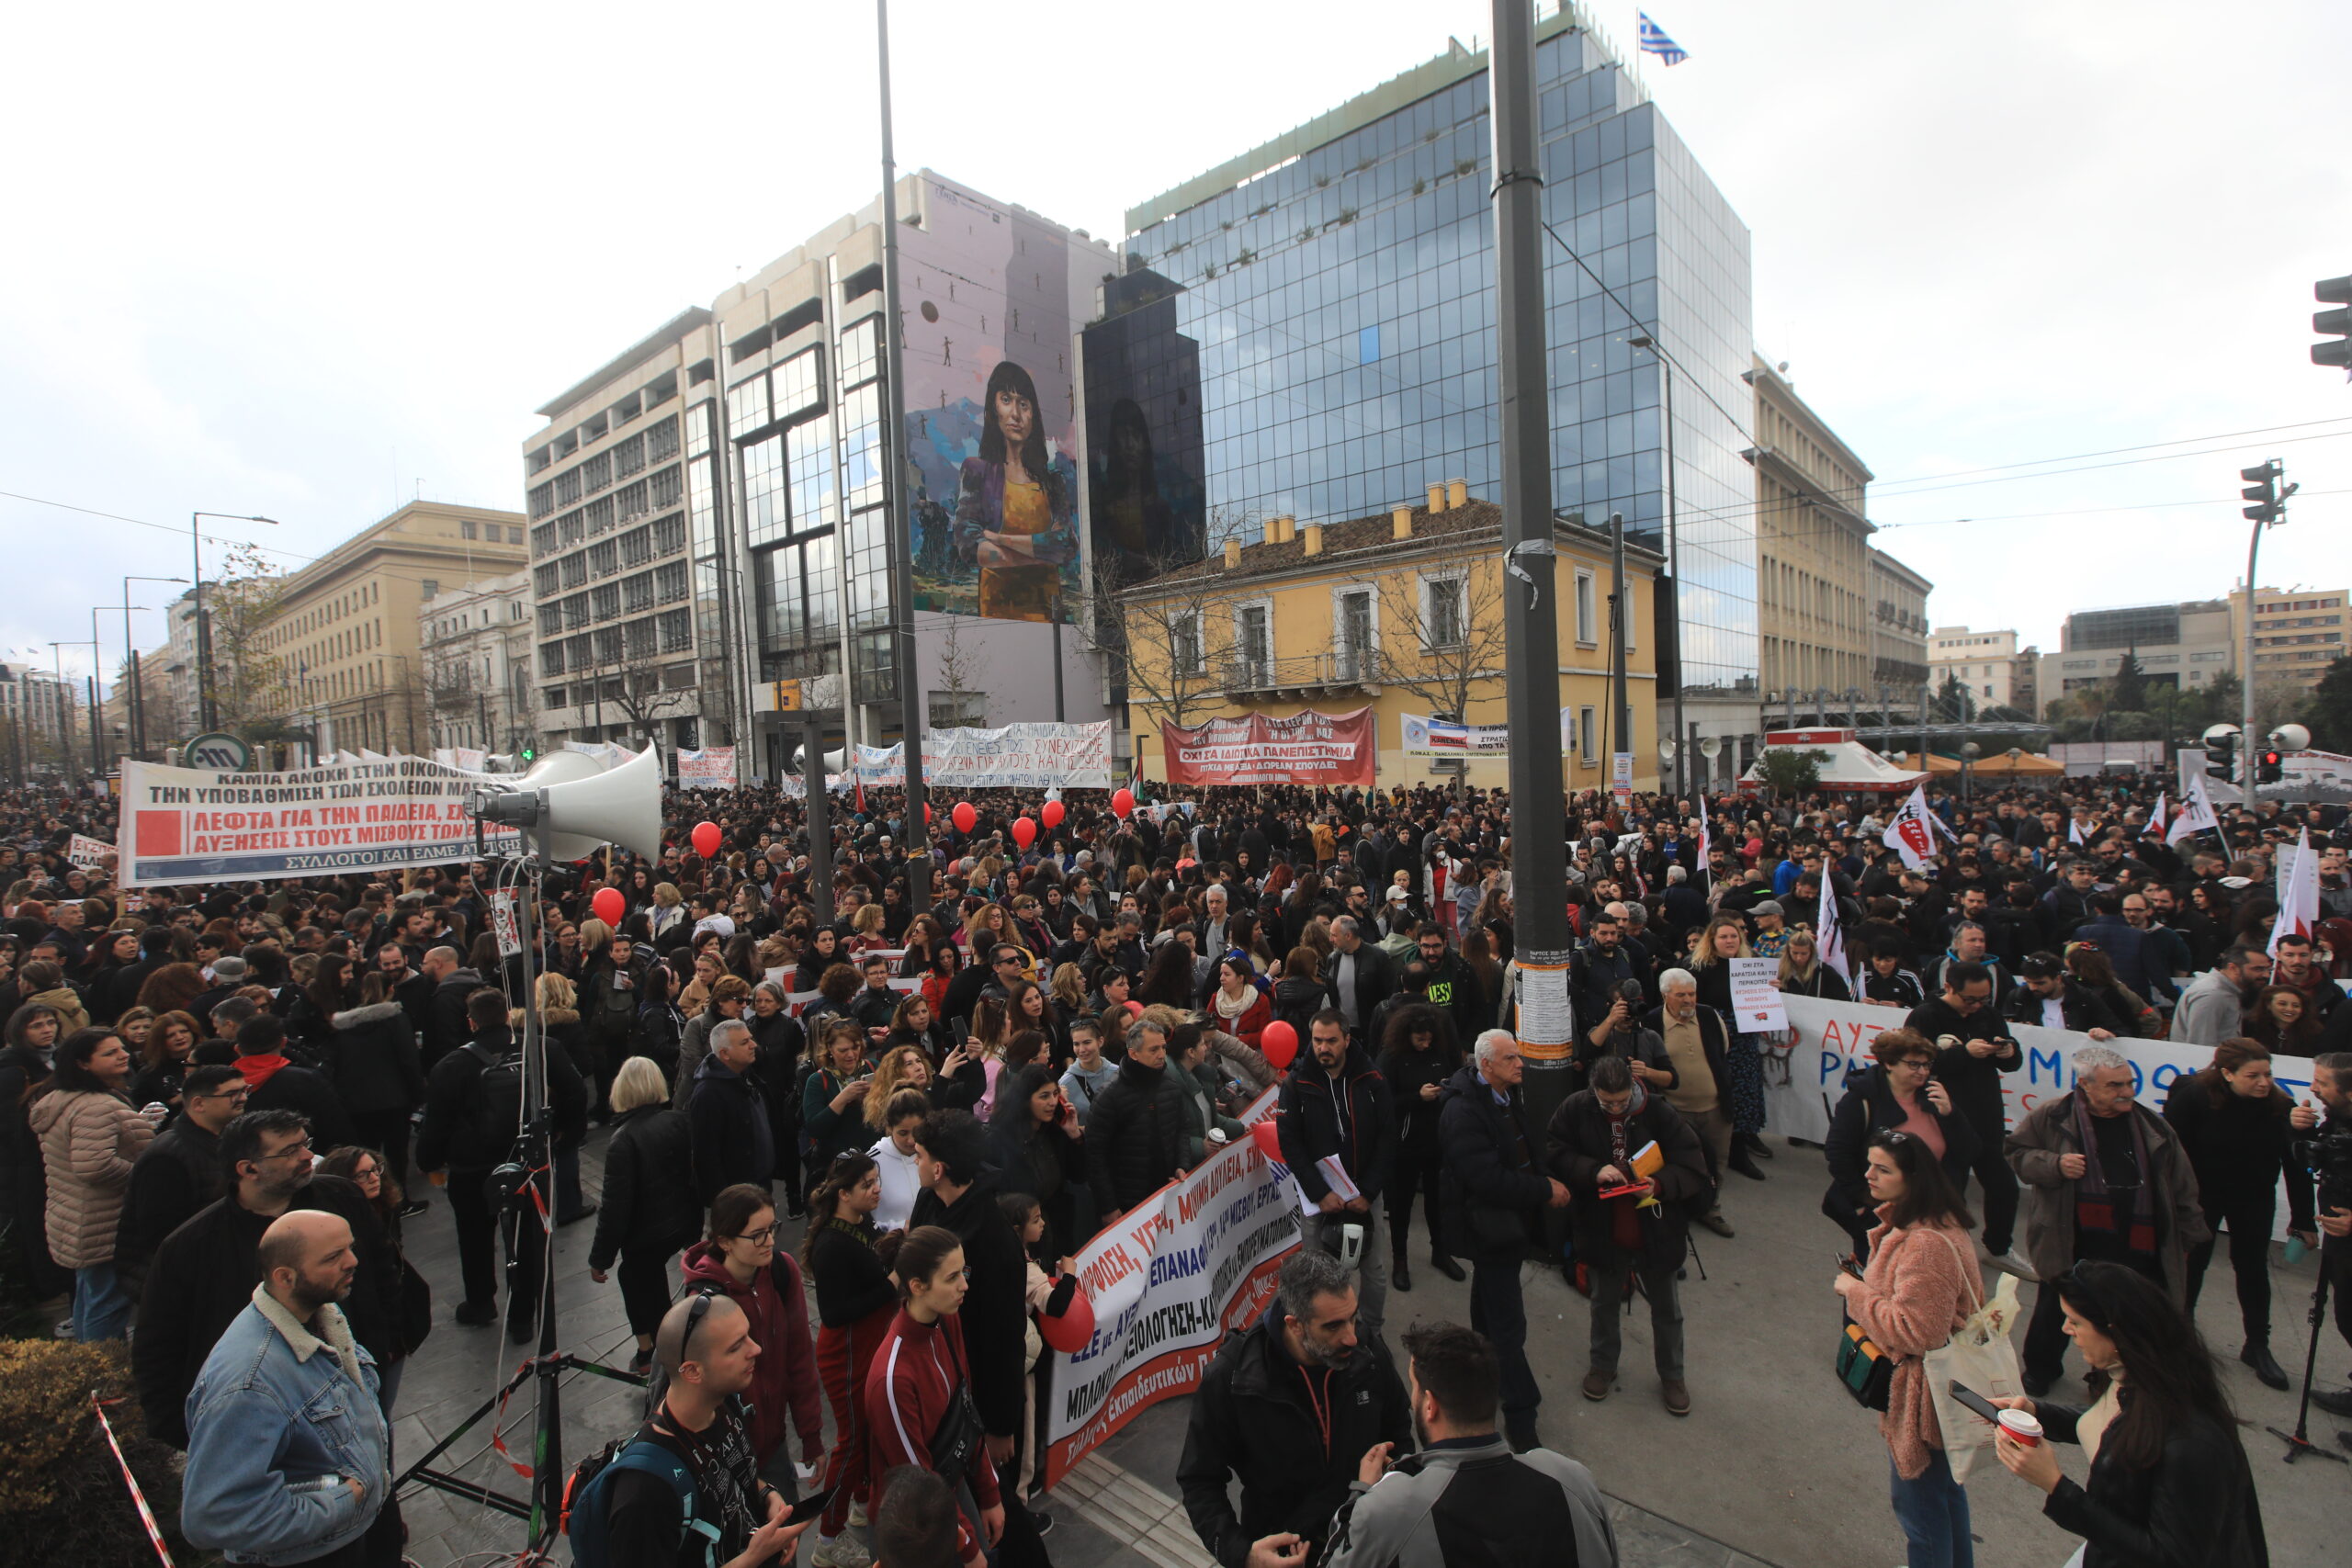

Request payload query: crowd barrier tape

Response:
[1043,1089,1298,1485]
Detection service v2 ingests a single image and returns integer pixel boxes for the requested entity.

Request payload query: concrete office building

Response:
[1088,3,1762,784]
[1747,358,1873,705]
[525,174,1115,781]
[2244,585,2347,705]
[1929,626,2036,713]
[1870,552,1934,697]
[420,569,534,755]
[257,502,526,756]
[2052,599,2235,696]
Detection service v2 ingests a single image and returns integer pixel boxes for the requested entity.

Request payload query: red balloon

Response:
[1041,799,1065,829]
[591,887,626,927]
[1124,999,1145,1018]
[923,802,933,824]
[691,820,721,859]
[1259,1019,1298,1071]
[1249,1118,1285,1162]
[1038,1281,1096,1354]
[1012,816,1037,850]
[1112,787,1136,819]
[952,801,978,834]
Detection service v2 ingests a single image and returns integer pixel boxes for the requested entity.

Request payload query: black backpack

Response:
[463,1041,525,1156]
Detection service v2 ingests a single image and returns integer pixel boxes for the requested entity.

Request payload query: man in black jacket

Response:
[233,1014,356,1151]
[1544,1054,1712,1416]
[908,1108,1047,1541]
[1278,1010,1397,1342]
[1322,916,1396,1046]
[582,932,650,1112]
[1436,1031,1570,1453]
[420,945,484,1070]
[2002,952,2124,1039]
[416,987,587,1337]
[132,1109,398,1447]
[1568,909,1637,1031]
[1178,1248,1411,1568]
[1084,1017,1188,1224]
[1411,925,1487,1050]
[114,1063,245,1297]
[688,1019,774,1205]
[1907,960,2030,1275]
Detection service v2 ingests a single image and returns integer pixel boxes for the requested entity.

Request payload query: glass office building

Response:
[1090,6,1758,709]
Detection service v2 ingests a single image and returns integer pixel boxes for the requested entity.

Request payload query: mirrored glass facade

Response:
[1099,19,1758,696]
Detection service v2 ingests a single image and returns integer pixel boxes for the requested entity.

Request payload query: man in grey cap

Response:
[189,954,252,1035]
[1747,901,1788,960]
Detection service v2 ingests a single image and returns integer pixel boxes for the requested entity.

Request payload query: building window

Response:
[460,520,478,540]
[929,690,986,729]
[1422,574,1465,649]
[1234,604,1272,684]
[1335,589,1374,679]
[1578,705,1597,765]
[1170,610,1204,676]
[1358,324,1380,365]
[1575,571,1597,645]
[657,609,692,653]
[775,346,824,423]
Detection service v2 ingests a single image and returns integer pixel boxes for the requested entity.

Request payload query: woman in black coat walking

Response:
[1376,1002,1461,1287]
[2160,1038,2316,1390]
[986,1063,1085,1258]
[1988,1261,2268,1568]
[587,1055,702,1374]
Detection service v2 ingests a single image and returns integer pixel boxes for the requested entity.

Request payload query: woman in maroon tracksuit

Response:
[865,1225,1004,1566]
[801,1154,898,1557]
[678,1183,826,1486]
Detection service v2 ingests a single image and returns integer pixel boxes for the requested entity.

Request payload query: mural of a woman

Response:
[952,359,1076,621]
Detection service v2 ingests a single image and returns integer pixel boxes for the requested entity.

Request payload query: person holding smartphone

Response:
[1830,1130,1983,1568]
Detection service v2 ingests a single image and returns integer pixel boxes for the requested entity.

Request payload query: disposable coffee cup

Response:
[1996,1409,2042,1448]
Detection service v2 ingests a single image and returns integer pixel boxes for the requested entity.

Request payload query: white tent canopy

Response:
[1737,728,1929,795]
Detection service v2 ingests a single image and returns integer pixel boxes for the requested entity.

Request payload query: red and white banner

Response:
[1160,708,1377,788]
[676,747,736,788]
[1881,783,1946,870]
[1044,1090,1298,1484]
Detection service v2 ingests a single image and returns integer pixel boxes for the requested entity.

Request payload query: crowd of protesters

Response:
[1,762,2347,1567]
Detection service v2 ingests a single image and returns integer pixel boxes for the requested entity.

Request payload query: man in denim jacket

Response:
[181,1211,398,1567]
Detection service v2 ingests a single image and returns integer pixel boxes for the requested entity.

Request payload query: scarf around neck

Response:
[2068,1093,2157,1255]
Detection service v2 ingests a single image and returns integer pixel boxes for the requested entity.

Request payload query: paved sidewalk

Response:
[385,1125,2342,1568]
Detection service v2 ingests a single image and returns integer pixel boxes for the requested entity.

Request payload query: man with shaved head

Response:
[592,1291,808,1566]
[180,1210,400,1566]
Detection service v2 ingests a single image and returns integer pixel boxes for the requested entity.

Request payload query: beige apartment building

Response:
[2242,585,2347,706]
[1871,553,1934,696]
[256,502,526,755]
[2052,599,2236,698]
[1929,626,2038,714]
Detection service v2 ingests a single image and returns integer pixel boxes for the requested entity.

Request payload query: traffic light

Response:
[2313,276,2352,372]
[2241,462,2284,524]
[2257,749,2284,784]
[2205,729,2237,783]
[520,745,537,763]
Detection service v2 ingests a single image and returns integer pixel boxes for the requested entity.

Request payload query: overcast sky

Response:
[6,0,2348,693]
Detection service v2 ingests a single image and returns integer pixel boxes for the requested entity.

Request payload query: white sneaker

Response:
[813,1529,867,1568]
[847,1499,867,1529]
[1980,1244,2037,1281]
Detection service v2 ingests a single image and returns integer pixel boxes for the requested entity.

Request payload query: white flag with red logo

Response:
[2270,829,2318,956]
[1695,812,1712,890]
[1882,784,1943,871]
[2141,793,2166,838]
[1816,862,1849,982]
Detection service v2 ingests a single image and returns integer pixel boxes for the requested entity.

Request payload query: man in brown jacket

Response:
[2005,1044,2207,1395]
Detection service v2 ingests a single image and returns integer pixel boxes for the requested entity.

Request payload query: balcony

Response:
[1216,649,1382,697]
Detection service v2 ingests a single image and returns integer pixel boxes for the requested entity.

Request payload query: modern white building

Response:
[1930,626,2036,712]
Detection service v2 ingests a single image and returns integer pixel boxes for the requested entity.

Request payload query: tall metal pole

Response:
[2243,513,2263,792]
[1661,361,1684,799]
[876,0,930,906]
[1610,510,1629,775]
[1488,0,1572,1116]
[806,716,835,926]
[191,513,210,732]
[89,612,104,780]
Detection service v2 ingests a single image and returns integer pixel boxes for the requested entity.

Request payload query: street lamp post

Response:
[123,575,187,760]
[190,511,279,732]
[1962,740,1981,802]
[44,643,81,782]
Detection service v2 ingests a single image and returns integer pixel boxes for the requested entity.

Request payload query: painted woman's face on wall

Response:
[994,387,1035,446]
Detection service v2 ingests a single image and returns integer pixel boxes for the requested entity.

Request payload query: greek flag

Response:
[1637,11,1689,65]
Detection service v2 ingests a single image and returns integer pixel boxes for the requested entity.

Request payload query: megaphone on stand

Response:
[469,745,665,862]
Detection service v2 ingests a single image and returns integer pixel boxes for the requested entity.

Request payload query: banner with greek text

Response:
[675,748,736,788]
[1761,992,2320,1144]
[114,757,517,886]
[846,722,1114,792]
[67,833,115,872]
[1160,708,1377,787]
[1045,1090,1299,1484]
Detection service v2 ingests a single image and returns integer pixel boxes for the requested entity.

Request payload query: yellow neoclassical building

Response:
[1113,481,1661,792]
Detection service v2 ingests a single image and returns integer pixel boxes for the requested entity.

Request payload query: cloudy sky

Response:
[6,0,2348,693]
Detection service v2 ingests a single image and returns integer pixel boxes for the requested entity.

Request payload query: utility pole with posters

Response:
[1488,0,1575,1130]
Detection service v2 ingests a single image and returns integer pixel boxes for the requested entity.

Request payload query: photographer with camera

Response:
[2292,1050,2352,1418]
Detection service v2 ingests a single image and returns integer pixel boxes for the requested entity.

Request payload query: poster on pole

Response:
[1611,751,1634,807]
[1044,1089,1299,1484]
[1160,708,1377,787]
[113,756,519,886]
[1726,956,1787,1032]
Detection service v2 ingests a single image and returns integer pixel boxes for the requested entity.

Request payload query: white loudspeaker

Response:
[517,750,605,789]
[787,745,849,776]
[533,745,666,861]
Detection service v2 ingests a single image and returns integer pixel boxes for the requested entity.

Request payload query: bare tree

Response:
[1371,556,1512,722]
[205,543,291,741]
[605,665,690,736]
[933,614,986,729]
[1080,548,1234,738]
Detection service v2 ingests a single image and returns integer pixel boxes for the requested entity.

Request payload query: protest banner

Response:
[846,722,1114,792]
[1400,714,1509,755]
[1160,708,1377,788]
[676,748,736,788]
[67,833,114,872]
[113,756,520,887]
[1045,1089,1300,1484]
